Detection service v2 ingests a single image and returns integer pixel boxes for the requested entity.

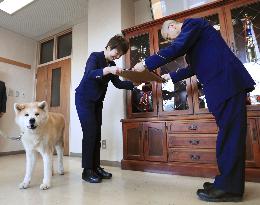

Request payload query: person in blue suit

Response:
[132,18,255,202]
[75,35,134,183]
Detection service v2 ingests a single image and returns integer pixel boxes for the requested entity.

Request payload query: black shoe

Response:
[82,169,102,183]
[197,187,242,202]
[96,166,112,179]
[203,182,214,190]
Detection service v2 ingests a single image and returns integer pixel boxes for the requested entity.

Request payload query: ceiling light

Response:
[0,0,35,15]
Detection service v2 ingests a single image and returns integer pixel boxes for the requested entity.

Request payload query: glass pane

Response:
[40,39,54,64]
[204,14,221,32]
[196,15,220,110]
[158,30,189,112]
[130,33,154,113]
[129,33,150,68]
[58,32,72,59]
[132,82,153,113]
[51,68,61,107]
[231,2,260,105]
[196,79,208,109]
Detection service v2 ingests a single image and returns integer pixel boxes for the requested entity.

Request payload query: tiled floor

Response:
[0,154,260,205]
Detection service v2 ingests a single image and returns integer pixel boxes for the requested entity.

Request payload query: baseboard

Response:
[100,160,121,167]
[69,152,121,167]
[70,152,82,157]
[0,150,25,156]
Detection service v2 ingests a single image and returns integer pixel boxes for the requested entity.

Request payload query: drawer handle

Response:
[190,154,200,161]
[188,124,198,130]
[189,139,200,145]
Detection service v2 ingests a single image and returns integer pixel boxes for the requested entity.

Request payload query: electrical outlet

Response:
[101,139,107,149]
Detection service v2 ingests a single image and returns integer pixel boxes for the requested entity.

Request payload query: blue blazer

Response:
[145,18,255,111]
[76,51,134,102]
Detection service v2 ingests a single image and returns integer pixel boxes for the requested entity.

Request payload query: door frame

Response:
[35,58,71,155]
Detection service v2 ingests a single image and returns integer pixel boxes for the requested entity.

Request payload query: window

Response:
[50,68,61,107]
[57,32,72,59]
[39,30,72,65]
[40,39,54,64]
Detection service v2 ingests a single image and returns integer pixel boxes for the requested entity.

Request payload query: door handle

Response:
[189,139,200,145]
[188,124,198,130]
[190,154,200,161]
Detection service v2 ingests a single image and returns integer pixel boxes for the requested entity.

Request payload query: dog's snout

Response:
[29,118,36,124]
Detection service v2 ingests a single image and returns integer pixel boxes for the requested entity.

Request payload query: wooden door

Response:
[143,122,167,162]
[36,59,71,155]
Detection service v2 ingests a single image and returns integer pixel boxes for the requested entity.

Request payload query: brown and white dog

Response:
[14,101,65,190]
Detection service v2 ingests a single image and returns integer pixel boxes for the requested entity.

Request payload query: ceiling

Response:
[0,0,88,39]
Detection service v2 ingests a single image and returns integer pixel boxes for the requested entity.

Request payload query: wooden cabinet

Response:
[122,0,260,182]
[123,122,167,162]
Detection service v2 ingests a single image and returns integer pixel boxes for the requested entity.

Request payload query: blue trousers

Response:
[211,91,247,195]
[75,93,103,169]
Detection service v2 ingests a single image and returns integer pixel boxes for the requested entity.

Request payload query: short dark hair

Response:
[106,34,129,55]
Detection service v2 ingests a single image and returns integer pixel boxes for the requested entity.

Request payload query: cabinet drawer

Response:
[167,121,218,133]
[168,148,216,164]
[168,134,216,148]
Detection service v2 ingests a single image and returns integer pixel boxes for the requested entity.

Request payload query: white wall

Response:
[70,20,88,153]
[122,0,135,30]
[134,0,153,25]
[70,0,135,162]
[0,28,36,152]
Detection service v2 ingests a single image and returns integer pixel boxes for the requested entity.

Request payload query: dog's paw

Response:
[19,181,30,189]
[40,183,50,190]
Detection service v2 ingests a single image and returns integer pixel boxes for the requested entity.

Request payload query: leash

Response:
[7,133,23,141]
[0,131,23,141]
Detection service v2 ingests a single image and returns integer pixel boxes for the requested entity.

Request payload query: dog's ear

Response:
[14,103,25,113]
[38,101,48,111]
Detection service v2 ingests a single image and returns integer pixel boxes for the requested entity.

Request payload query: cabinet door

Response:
[125,29,158,118]
[123,122,144,160]
[143,122,167,162]
[246,119,260,167]
[153,24,194,116]
[224,0,260,110]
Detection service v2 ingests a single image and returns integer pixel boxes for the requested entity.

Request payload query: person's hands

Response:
[104,66,122,75]
[109,66,122,75]
[161,74,171,81]
[132,62,145,72]
[0,112,4,118]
